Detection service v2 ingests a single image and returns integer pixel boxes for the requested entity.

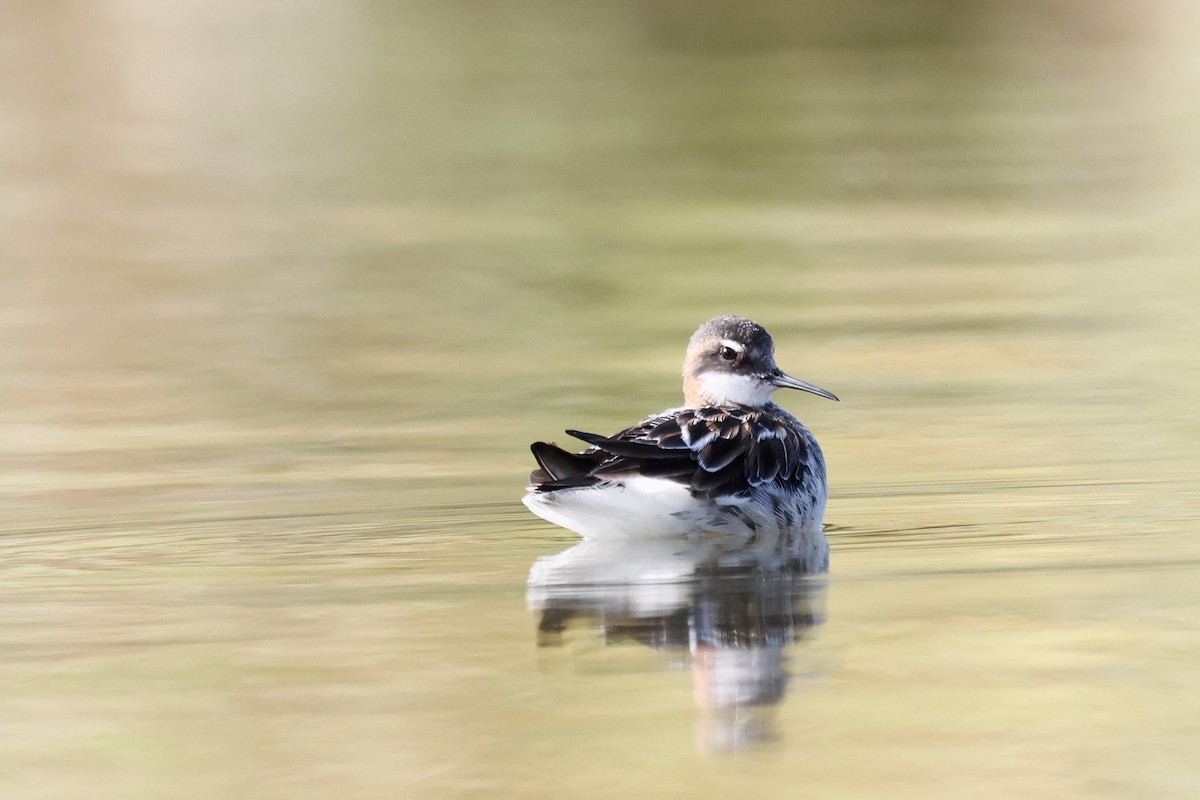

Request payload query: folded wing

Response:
[527,406,808,499]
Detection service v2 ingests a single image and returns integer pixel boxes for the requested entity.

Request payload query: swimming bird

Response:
[523,315,837,569]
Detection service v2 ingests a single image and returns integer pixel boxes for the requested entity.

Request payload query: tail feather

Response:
[529,441,604,487]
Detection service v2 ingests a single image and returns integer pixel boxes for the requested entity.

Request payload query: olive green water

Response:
[3,2,1200,798]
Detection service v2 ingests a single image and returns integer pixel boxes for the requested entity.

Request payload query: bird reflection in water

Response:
[527,539,825,753]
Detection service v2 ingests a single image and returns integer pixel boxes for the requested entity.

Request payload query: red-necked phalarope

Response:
[523,315,838,567]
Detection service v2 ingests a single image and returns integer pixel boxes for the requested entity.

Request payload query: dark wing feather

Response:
[566,429,686,458]
[527,408,807,498]
[782,428,807,480]
[593,457,696,481]
[713,413,741,439]
[691,463,748,498]
[748,436,785,485]
[697,435,746,472]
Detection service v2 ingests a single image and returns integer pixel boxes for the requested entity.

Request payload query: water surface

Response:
[3,2,1200,798]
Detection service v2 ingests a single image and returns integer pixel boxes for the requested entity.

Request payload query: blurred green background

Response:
[2,2,1199,798]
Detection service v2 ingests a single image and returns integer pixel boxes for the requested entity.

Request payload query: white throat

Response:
[695,372,774,407]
